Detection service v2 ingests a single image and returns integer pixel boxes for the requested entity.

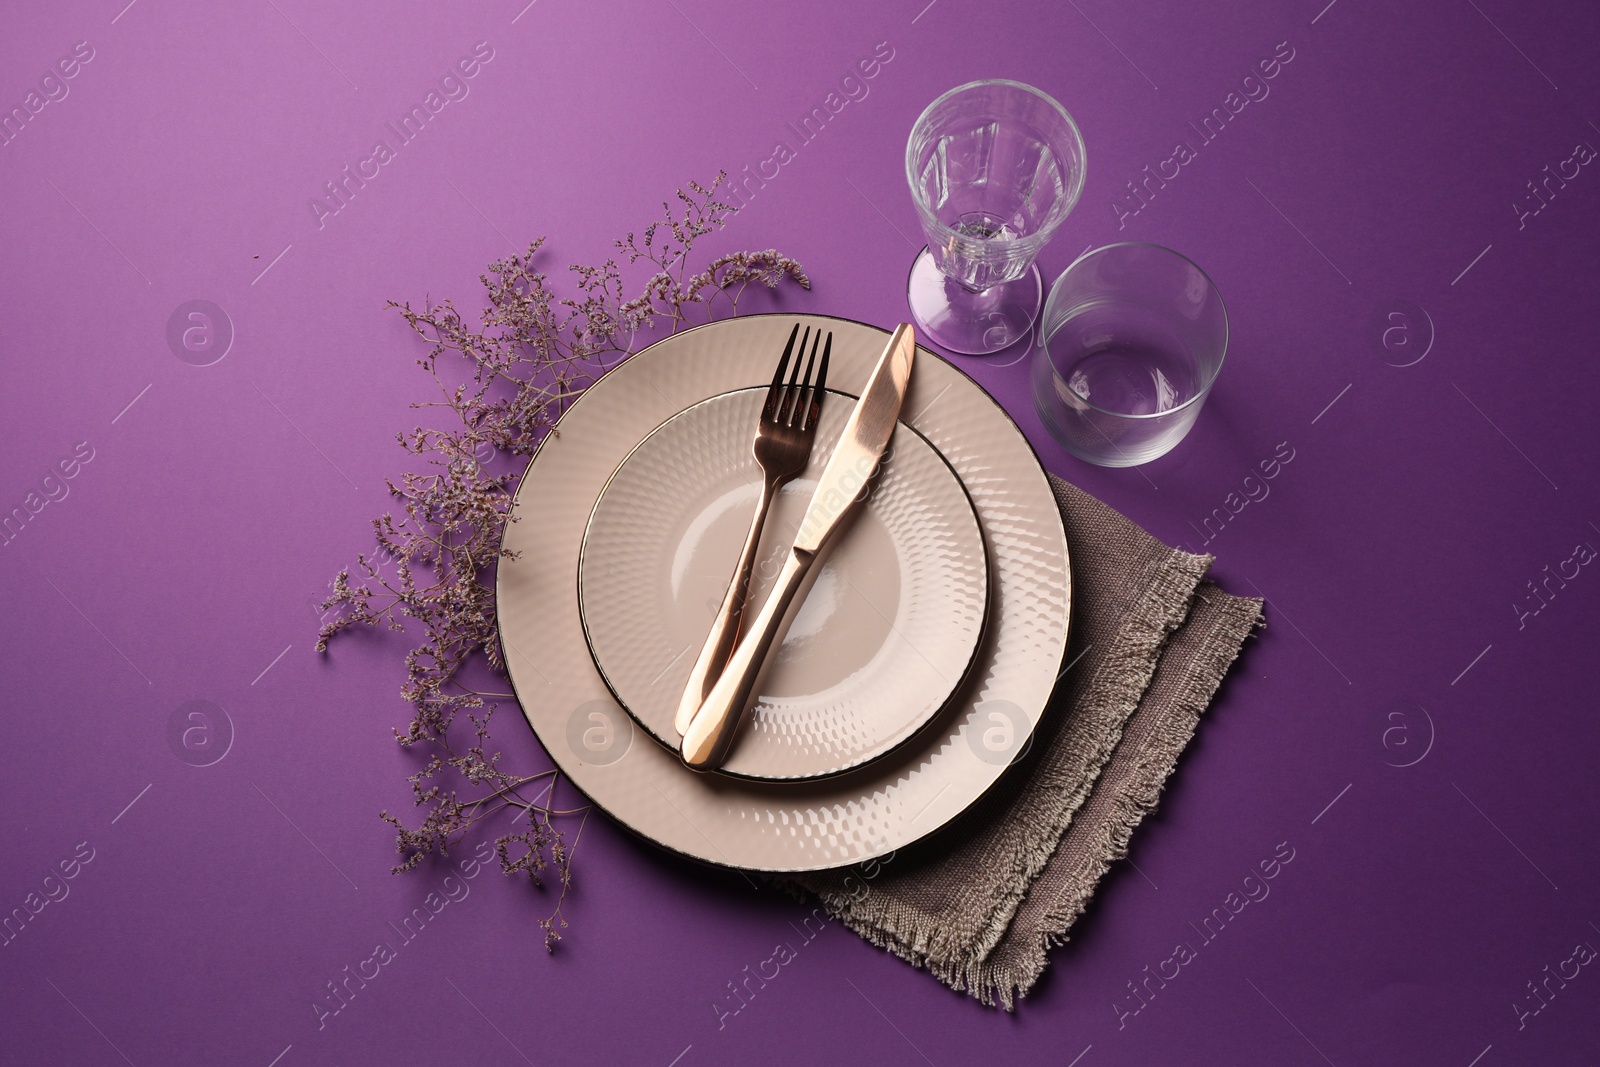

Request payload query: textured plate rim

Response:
[495,312,1071,872]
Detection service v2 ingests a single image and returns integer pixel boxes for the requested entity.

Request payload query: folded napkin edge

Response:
[800,544,1216,996]
[977,586,1265,1009]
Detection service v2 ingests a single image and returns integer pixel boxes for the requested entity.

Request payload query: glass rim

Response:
[1040,241,1230,421]
[904,78,1088,248]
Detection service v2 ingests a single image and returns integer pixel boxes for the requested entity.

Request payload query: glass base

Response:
[906,249,1041,355]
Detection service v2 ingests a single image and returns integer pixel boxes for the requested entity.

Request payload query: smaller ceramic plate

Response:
[578,387,990,780]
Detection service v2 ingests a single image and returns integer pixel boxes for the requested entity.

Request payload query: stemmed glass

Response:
[904,79,1087,355]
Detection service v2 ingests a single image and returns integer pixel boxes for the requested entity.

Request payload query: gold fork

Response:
[673,323,831,735]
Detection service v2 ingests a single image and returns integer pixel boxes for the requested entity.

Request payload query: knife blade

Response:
[680,323,916,770]
[791,326,915,553]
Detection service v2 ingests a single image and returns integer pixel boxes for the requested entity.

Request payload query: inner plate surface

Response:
[579,387,990,780]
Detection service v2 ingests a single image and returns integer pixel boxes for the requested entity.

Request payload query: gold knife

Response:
[680,324,916,770]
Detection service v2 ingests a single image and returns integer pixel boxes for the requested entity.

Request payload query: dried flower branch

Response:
[317,173,807,950]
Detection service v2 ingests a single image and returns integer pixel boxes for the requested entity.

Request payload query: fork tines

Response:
[766,323,831,430]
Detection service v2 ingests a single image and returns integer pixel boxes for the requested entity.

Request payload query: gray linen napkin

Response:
[786,476,1263,1008]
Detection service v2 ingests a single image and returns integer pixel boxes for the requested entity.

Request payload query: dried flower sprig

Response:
[317,173,808,949]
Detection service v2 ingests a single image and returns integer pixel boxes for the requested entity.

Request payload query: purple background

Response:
[4,0,1598,1063]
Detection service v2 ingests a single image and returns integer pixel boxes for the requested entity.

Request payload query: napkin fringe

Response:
[802,546,1215,1007]
[977,588,1266,1008]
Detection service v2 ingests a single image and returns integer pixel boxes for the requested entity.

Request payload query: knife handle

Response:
[674,476,781,735]
[680,546,816,770]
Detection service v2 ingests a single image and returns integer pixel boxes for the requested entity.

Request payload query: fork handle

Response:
[673,476,780,735]
[680,546,815,770]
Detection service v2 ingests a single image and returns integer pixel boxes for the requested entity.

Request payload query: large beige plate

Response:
[499,314,1071,872]
[579,387,990,781]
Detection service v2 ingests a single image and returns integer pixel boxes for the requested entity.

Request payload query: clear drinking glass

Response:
[1030,243,1228,467]
[905,79,1087,355]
